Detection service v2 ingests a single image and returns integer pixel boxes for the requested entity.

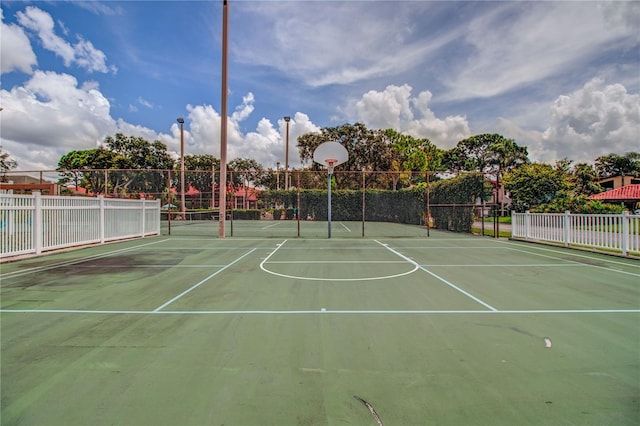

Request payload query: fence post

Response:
[524,210,531,240]
[563,211,570,247]
[33,191,42,255]
[99,196,105,244]
[621,211,629,256]
[140,196,146,238]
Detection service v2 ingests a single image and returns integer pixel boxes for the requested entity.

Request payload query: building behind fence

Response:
[1,192,160,259]
[512,211,640,257]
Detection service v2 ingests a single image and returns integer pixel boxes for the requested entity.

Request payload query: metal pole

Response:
[327,170,332,238]
[211,163,215,209]
[296,170,301,237]
[284,116,290,190]
[218,0,229,238]
[178,118,186,220]
[426,169,430,237]
[167,170,172,235]
[362,169,365,237]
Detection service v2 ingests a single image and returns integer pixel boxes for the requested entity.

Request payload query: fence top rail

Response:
[514,212,637,217]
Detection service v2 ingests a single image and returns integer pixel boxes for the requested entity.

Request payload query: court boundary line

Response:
[499,242,640,277]
[1,308,638,315]
[0,239,171,279]
[153,248,257,312]
[375,240,498,312]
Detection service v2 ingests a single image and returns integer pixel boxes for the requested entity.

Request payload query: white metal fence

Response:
[1,192,160,259]
[512,211,640,256]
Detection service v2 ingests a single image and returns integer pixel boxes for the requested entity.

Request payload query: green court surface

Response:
[1,226,639,425]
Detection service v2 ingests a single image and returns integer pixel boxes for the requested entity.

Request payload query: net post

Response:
[296,170,301,237]
[361,168,365,237]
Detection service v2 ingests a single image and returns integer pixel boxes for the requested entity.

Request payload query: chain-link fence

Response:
[2,169,500,238]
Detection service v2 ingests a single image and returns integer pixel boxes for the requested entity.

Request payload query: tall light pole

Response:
[276,161,280,190]
[218,0,229,238]
[177,117,186,220]
[284,116,290,190]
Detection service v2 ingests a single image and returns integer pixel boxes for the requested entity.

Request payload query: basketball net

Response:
[326,158,337,174]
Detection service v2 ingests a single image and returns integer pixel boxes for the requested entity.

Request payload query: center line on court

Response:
[375,240,498,312]
[153,248,257,312]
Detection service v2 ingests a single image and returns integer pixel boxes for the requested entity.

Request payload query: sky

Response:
[1,0,639,173]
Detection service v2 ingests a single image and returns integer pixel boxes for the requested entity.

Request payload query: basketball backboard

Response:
[313,142,348,173]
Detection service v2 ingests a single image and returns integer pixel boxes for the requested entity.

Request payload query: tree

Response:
[56,134,175,197]
[0,148,18,182]
[443,134,528,177]
[570,163,602,196]
[57,148,120,194]
[385,129,443,190]
[228,158,264,209]
[503,162,567,212]
[595,152,640,185]
[297,123,394,189]
[103,133,174,196]
[183,154,220,207]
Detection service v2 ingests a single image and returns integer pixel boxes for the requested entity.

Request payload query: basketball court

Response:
[1,228,639,425]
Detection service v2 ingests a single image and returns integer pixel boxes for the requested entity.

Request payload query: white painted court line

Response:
[153,248,257,312]
[422,264,586,267]
[1,308,638,315]
[267,260,406,264]
[0,239,171,279]
[500,242,640,277]
[339,222,352,232]
[261,222,283,230]
[260,239,418,281]
[73,264,229,268]
[375,240,498,312]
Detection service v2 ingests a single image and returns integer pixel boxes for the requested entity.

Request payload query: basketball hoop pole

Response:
[327,166,332,238]
[312,142,348,239]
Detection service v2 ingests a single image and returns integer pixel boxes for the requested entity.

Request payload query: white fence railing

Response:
[1,192,160,259]
[512,211,640,256]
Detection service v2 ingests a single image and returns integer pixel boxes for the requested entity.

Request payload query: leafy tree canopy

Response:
[595,152,640,183]
[442,133,529,177]
[503,162,568,212]
[1,148,18,182]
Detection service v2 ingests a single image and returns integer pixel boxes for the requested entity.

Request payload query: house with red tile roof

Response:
[588,184,640,212]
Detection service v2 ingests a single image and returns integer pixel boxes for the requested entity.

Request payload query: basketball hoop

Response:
[325,158,338,174]
[312,141,349,238]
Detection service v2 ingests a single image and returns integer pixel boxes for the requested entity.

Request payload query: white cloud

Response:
[540,79,639,161]
[184,104,321,169]
[443,2,639,101]
[234,2,449,87]
[17,6,75,66]
[15,6,114,74]
[137,97,153,109]
[0,8,37,74]
[74,37,116,74]
[230,92,255,123]
[501,79,640,164]
[353,84,471,148]
[0,70,116,169]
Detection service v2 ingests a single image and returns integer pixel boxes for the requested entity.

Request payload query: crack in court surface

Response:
[354,395,383,426]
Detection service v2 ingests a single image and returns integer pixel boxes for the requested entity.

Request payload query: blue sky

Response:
[1,0,639,171]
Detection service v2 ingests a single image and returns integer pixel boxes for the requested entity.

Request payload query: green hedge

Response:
[258,173,491,231]
[429,174,491,232]
[261,187,427,224]
[231,209,261,220]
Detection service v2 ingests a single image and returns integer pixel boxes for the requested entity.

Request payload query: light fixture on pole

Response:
[177,117,186,220]
[284,116,290,190]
